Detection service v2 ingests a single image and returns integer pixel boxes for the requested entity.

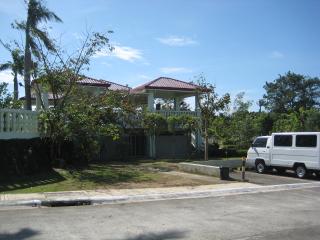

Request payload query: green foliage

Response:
[39,88,125,163]
[211,93,272,150]
[12,0,63,109]
[196,74,230,160]
[143,113,200,135]
[167,114,200,133]
[196,75,231,121]
[271,108,320,132]
[142,113,167,135]
[33,29,114,164]
[13,0,63,56]
[304,109,320,131]
[262,71,320,113]
[272,112,301,132]
[0,40,24,100]
[0,82,23,109]
[0,83,12,108]
[253,112,274,136]
[0,138,51,177]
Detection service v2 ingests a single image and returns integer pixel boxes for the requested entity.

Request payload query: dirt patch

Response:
[110,170,223,189]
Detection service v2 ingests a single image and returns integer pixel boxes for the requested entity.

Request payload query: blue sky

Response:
[1,0,320,109]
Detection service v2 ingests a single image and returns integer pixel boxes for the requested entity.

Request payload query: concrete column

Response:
[195,93,200,111]
[148,134,156,158]
[42,92,49,109]
[196,129,202,151]
[195,92,202,151]
[174,97,181,111]
[147,92,154,112]
[35,91,41,111]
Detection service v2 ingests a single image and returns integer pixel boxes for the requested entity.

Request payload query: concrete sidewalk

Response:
[1,181,320,208]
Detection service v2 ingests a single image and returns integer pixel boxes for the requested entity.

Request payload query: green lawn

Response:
[0,159,239,194]
[0,163,158,194]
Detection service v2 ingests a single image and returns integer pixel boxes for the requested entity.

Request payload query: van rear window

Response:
[296,135,317,147]
[252,138,268,148]
[274,135,292,147]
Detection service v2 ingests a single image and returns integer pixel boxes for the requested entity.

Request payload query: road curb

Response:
[90,182,320,205]
[1,182,320,208]
[0,199,41,207]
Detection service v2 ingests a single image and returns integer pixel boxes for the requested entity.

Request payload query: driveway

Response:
[230,169,319,185]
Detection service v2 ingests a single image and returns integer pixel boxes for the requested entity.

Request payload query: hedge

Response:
[0,138,51,177]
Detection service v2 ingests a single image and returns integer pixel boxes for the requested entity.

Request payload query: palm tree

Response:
[14,0,62,110]
[0,42,24,100]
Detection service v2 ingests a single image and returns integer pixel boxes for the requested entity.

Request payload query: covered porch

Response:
[131,77,203,158]
[131,77,202,117]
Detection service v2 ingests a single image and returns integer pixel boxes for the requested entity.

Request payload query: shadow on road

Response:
[0,228,39,240]
[119,230,187,240]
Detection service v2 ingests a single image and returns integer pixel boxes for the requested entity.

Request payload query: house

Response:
[20,76,131,109]
[128,77,202,158]
[0,76,203,159]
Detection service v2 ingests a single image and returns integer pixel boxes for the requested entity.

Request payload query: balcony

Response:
[155,110,200,118]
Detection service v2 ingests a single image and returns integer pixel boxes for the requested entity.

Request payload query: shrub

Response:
[0,138,51,176]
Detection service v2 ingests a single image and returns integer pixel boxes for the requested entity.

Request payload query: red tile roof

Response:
[103,80,130,91]
[131,77,201,93]
[77,77,111,88]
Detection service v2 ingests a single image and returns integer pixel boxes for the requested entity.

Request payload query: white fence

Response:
[0,109,39,139]
[156,110,200,118]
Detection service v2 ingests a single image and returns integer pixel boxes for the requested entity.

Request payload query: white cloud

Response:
[157,36,197,46]
[95,45,143,62]
[138,74,151,80]
[0,70,13,84]
[270,50,284,59]
[160,67,193,74]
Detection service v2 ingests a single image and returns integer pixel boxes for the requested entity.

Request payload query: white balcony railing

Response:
[156,110,200,118]
[0,109,39,139]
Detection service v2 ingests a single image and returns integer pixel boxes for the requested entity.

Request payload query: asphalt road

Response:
[230,169,319,185]
[1,186,320,240]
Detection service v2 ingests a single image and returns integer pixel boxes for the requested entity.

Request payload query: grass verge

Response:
[1,161,206,193]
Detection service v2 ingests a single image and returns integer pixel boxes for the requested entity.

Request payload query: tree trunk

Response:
[13,72,18,100]
[204,119,208,161]
[24,23,32,110]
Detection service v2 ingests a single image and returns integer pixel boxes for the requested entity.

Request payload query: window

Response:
[252,138,268,148]
[296,135,317,147]
[274,135,292,147]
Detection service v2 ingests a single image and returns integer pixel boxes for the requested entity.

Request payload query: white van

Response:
[246,132,320,178]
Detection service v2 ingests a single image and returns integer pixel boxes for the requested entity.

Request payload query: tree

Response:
[0,41,24,100]
[262,71,320,113]
[229,92,256,149]
[304,109,320,131]
[196,75,230,161]
[34,30,114,164]
[0,83,13,108]
[13,0,62,110]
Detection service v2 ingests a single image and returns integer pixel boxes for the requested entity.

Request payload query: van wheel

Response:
[295,165,307,179]
[255,160,266,174]
[315,172,320,178]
